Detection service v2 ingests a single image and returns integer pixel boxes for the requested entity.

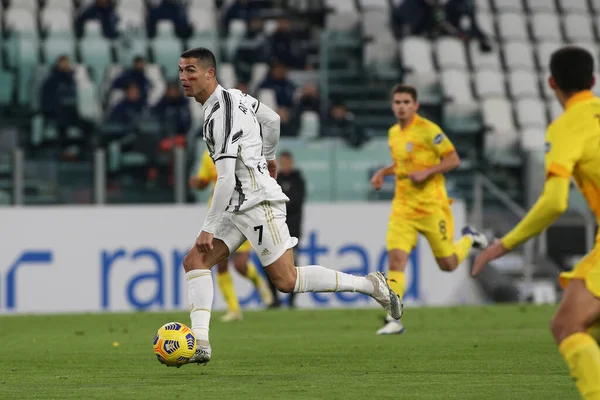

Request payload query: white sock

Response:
[186,270,213,342]
[293,265,374,295]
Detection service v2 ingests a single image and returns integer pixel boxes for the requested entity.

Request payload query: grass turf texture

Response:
[0,305,578,399]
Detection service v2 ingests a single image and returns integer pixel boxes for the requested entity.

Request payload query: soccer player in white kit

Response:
[177,47,403,365]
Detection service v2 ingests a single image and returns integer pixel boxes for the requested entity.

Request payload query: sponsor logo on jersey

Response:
[406,143,413,152]
[545,142,551,153]
[433,133,444,145]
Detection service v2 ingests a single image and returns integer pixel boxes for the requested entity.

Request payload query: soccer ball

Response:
[153,322,197,366]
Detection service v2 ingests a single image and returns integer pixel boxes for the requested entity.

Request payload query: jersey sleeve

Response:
[210,98,241,162]
[196,150,217,182]
[427,126,455,157]
[544,123,583,178]
[244,93,260,114]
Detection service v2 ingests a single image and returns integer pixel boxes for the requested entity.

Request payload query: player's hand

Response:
[267,159,278,179]
[371,171,384,190]
[195,231,214,253]
[471,239,508,276]
[408,170,430,184]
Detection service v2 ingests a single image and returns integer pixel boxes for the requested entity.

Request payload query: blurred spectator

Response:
[147,0,192,38]
[75,0,119,39]
[40,55,95,160]
[106,83,160,184]
[269,150,306,308]
[322,104,370,148]
[235,82,250,93]
[294,83,321,116]
[234,18,269,83]
[445,0,492,52]
[107,83,146,127]
[392,0,434,37]
[222,0,254,32]
[258,63,296,109]
[269,17,307,69]
[152,81,191,151]
[110,56,152,104]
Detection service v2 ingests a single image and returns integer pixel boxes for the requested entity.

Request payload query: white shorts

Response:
[213,200,298,266]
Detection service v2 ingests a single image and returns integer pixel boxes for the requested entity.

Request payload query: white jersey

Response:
[201,85,288,212]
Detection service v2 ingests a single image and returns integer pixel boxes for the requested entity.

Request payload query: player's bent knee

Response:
[271,275,295,293]
[436,258,457,272]
[550,313,585,343]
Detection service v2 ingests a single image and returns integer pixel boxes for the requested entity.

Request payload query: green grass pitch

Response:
[0,305,579,399]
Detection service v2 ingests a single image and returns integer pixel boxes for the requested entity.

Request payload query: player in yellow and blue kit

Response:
[473,46,600,399]
[189,150,273,321]
[371,84,488,335]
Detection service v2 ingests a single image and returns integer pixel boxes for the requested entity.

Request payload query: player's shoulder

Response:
[388,123,400,137]
[416,115,442,134]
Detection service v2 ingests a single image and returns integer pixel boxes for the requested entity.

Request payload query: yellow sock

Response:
[217,270,240,314]
[559,332,600,399]
[387,270,406,300]
[454,235,474,264]
[244,262,262,288]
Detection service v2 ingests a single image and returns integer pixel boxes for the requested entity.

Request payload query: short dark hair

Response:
[279,150,293,159]
[550,46,594,93]
[391,84,418,102]
[180,47,217,72]
[133,55,145,64]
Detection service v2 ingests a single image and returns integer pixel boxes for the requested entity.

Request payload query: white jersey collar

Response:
[203,84,224,114]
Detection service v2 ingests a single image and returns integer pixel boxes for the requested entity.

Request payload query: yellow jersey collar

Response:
[565,90,595,110]
[400,114,420,132]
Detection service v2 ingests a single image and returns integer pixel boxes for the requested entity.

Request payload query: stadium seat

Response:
[224,20,247,60]
[474,70,505,98]
[594,74,600,98]
[144,64,166,106]
[150,28,182,81]
[44,35,76,64]
[77,82,102,122]
[9,0,37,11]
[563,14,594,42]
[520,127,546,151]
[0,69,15,105]
[536,41,562,72]
[557,0,589,14]
[79,35,112,87]
[474,10,495,40]
[189,0,216,11]
[526,0,556,13]
[477,0,492,12]
[364,37,399,79]
[469,40,501,71]
[401,37,434,73]
[495,0,523,12]
[504,42,535,71]
[441,69,473,103]
[359,0,389,11]
[187,32,220,64]
[117,0,144,12]
[531,13,562,42]
[547,100,562,121]
[497,12,528,41]
[404,72,441,105]
[325,0,359,31]
[591,0,600,14]
[218,63,236,90]
[116,38,148,67]
[436,37,467,70]
[298,111,320,139]
[45,0,74,13]
[257,89,277,111]
[4,8,37,36]
[508,70,539,99]
[41,8,72,35]
[250,63,269,93]
[515,98,547,128]
[485,129,519,152]
[362,10,389,39]
[443,102,482,134]
[189,7,217,34]
[540,75,553,99]
[117,9,145,34]
[482,97,514,132]
[10,36,39,106]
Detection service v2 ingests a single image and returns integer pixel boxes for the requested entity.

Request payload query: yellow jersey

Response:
[388,114,456,219]
[197,149,217,184]
[545,90,600,240]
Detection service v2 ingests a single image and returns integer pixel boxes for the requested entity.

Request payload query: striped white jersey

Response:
[201,85,288,212]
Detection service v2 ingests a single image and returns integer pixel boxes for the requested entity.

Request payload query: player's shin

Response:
[559,332,600,399]
[454,235,474,264]
[387,270,406,299]
[217,270,240,314]
[293,266,374,294]
[186,270,213,342]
